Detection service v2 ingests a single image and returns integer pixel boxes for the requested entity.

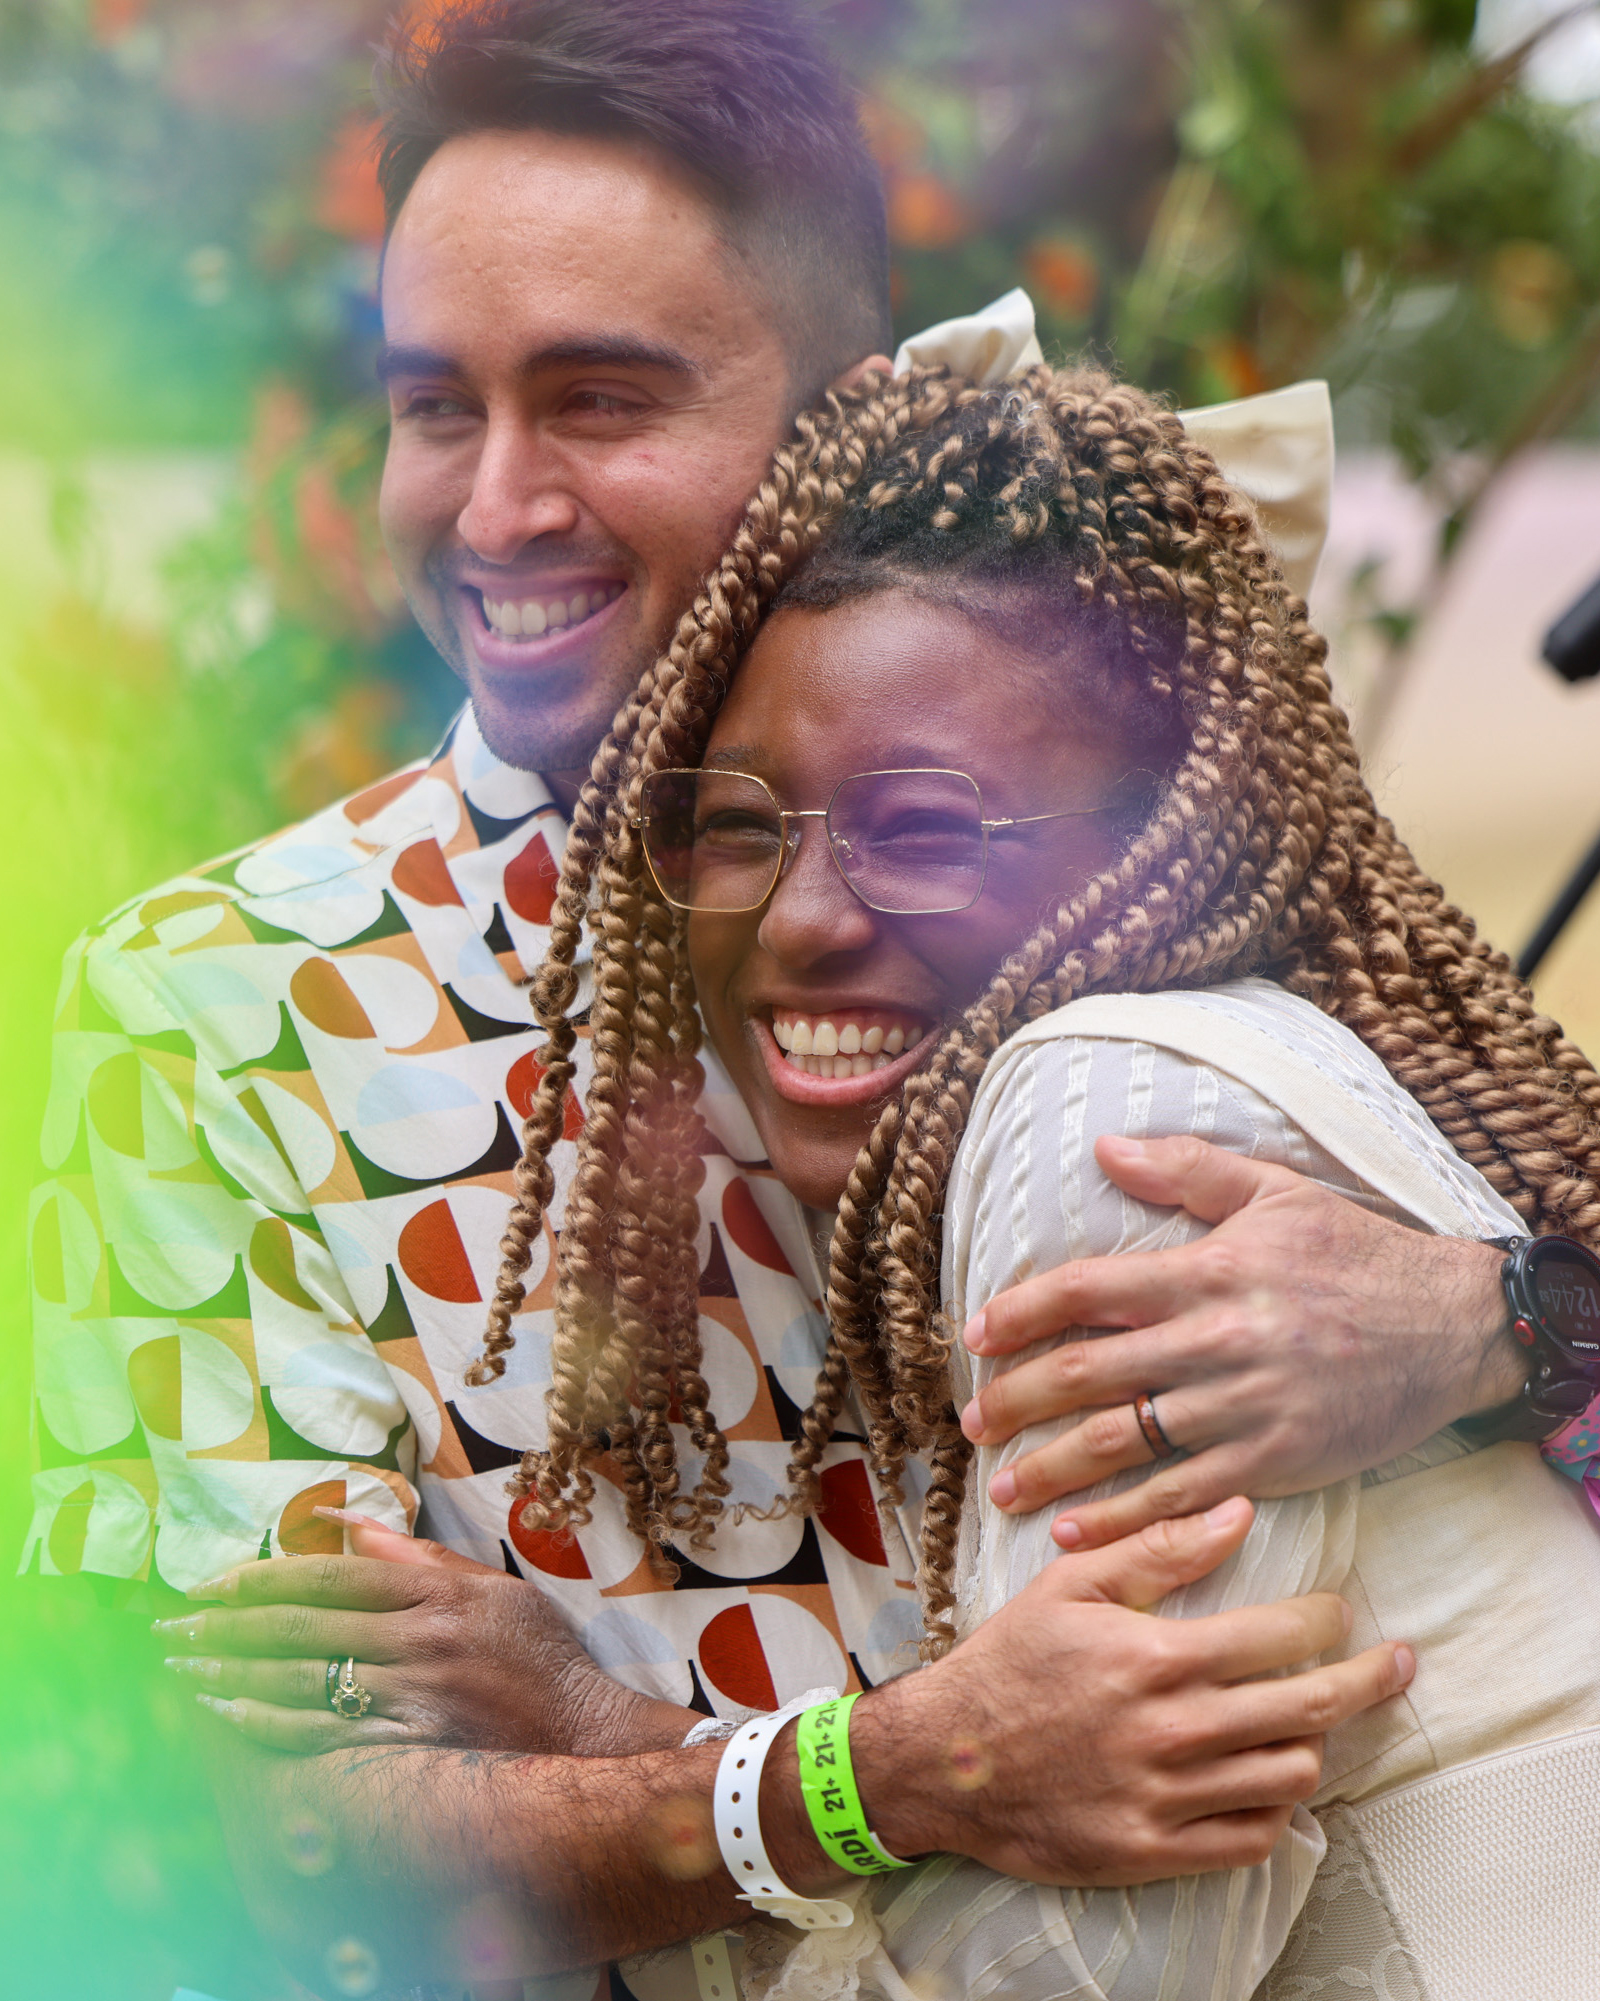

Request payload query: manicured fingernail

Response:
[195,1694,243,1721]
[959,1400,987,1442]
[151,1617,203,1643]
[1393,1643,1415,1684]
[1099,1135,1146,1157]
[1204,1498,1247,1530]
[186,1572,236,1601]
[1341,1598,1354,1635]
[988,1468,1018,1509]
[164,1656,221,1683]
[1052,1516,1084,1549]
[312,1505,388,1531]
[963,1310,988,1352]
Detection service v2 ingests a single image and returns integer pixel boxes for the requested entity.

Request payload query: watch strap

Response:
[1458,1235,1596,1444]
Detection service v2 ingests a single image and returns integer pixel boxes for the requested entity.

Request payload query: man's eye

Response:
[398,393,474,421]
[565,390,641,419]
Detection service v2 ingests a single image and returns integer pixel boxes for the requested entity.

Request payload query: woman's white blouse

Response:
[747,979,1600,2001]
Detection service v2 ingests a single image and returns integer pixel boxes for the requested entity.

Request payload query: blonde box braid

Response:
[468,362,1600,1644]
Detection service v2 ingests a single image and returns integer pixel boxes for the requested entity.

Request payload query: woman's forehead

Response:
[717,595,1039,729]
[706,591,1130,782]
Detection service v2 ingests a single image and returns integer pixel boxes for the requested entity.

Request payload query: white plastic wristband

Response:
[712,1709,855,1930]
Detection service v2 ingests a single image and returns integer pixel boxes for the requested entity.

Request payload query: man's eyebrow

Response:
[376,343,458,385]
[375,336,701,387]
[522,336,701,381]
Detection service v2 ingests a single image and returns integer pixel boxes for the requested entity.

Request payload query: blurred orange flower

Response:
[90,0,147,42]
[246,383,403,643]
[1023,235,1099,321]
[888,173,970,251]
[1204,337,1268,400]
[317,115,386,244]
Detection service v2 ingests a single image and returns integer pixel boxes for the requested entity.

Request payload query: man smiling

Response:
[377,133,860,794]
[27,2,1558,1993]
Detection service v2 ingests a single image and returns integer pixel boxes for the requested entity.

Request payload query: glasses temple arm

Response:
[984,804,1119,829]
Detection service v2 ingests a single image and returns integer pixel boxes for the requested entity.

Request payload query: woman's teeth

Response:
[771,1013,917,1078]
[483,583,623,638]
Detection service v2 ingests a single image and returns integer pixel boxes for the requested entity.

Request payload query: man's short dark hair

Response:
[374,0,893,405]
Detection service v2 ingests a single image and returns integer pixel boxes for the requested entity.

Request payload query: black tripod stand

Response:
[1516,570,1600,982]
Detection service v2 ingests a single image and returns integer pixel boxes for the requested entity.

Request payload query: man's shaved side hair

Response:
[374,0,894,407]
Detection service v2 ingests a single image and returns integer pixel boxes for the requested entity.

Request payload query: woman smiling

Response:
[466,362,1600,1997]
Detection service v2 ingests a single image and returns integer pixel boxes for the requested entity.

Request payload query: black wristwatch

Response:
[1456,1235,1600,1445]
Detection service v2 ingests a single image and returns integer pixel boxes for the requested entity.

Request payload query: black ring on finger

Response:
[1134,1391,1178,1461]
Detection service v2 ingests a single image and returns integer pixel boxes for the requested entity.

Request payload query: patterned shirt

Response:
[24,706,924,1729]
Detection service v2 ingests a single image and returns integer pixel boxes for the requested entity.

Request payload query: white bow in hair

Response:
[892,288,1333,599]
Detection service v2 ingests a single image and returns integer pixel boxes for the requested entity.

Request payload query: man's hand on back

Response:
[960,1135,1519,1548]
[791,1497,1411,1891]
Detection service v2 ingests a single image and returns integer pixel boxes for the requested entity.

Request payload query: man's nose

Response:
[757,819,880,967]
[456,414,581,563]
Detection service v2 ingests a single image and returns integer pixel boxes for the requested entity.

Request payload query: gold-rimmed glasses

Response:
[634,766,1120,916]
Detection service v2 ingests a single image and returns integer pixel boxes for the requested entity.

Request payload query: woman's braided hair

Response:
[466,362,1600,1647]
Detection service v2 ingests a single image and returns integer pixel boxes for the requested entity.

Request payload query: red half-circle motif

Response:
[504,832,560,925]
[818,1459,889,1566]
[697,1603,778,1711]
[391,839,464,907]
[507,1502,593,1578]
[721,1180,793,1275]
[397,1200,482,1303]
[505,1051,584,1140]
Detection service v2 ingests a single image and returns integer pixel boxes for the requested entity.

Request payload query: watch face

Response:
[1528,1241,1600,1357]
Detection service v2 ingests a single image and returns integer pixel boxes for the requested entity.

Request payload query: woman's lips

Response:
[463,581,626,671]
[754,1008,939,1106]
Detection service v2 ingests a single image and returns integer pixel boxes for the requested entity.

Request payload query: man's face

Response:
[378,129,803,794]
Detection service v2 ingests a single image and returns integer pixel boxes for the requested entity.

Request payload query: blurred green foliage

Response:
[1,2,1597,1995]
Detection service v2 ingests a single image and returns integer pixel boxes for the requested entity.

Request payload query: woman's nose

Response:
[756,819,879,967]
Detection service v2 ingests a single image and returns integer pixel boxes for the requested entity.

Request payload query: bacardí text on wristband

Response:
[795,1693,914,1877]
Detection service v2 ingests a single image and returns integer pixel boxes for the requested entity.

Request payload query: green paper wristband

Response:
[795,1693,914,1876]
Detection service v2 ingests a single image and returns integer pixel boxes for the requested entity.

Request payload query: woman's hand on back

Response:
[960,1134,1520,1549]
[157,1511,698,1756]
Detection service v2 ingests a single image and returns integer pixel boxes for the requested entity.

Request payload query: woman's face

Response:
[686,588,1145,1209]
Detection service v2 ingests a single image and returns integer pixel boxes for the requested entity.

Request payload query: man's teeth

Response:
[771,1014,916,1078]
[483,583,623,638]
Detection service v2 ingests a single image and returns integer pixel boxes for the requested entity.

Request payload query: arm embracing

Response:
[960,1134,1519,1544]
[788,1035,1373,2001]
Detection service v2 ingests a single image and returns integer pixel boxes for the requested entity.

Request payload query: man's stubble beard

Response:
[409,559,658,778]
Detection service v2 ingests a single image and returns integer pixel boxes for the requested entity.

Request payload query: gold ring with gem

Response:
[329,1656,372,1720]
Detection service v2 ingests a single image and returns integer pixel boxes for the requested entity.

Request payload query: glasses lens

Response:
[828,771,987,913]
[640,770,784,911]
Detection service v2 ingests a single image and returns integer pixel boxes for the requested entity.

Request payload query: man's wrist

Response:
[833,1673,960,1867]
[754,1676,957,1895]
[755,1716,852,1895]
[1454,1238,1531,1417]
